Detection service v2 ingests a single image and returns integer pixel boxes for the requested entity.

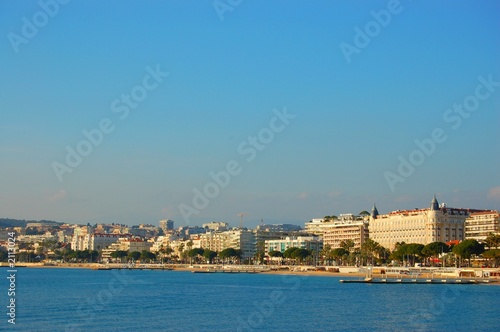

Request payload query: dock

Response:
[192,269,263,274]
[339,277,495,284]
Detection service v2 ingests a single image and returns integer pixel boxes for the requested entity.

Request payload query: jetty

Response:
[339,277,495,284]
[191,269,263,274]
[339,267,498,285]
[91,264,173,271]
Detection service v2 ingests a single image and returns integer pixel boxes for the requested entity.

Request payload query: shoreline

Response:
[4,263,499,282]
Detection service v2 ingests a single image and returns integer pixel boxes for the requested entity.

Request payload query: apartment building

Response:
[465,210,500,243]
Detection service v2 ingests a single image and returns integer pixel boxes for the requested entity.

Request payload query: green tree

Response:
[269,250,284,258]
[234,249,243,263]
[484,233,500,249]
[88,250,99,262]
[339,240,355,253]
[188,248,204,263]
[283,247,300,259]
[254,241,265,264]
[111,250,128,263]
[178,243,186,263]
[390,242,409,264]
[76,250,90,262]
[452,239,484,266]
[482,249,500,267]
[141,250,156,262]
[219,248,239,263]
[331,248,348,265]
[407,243,424,266]
[203,249,217,264]
[422,242,449,266]
[17,252,37,262]
[291,249,311,263]
[62,249,75,262]
[361,238,381,265]
[0,251,8,262]
[320,244,333,265]
[165,246,174,256]
[128,251,141,261]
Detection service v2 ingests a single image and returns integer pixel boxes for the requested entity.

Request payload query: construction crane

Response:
[237,213,247,228]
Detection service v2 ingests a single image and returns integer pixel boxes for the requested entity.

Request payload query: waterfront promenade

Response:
[4,262,500,282]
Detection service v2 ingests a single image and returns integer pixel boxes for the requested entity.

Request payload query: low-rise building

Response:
[203,221,229,232]
[101,238,152,261]
[265,236,323,255]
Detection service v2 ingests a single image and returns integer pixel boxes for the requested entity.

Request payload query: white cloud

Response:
[47,189,68,202]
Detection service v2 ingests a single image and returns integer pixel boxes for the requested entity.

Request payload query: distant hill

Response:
[0,218,64,228]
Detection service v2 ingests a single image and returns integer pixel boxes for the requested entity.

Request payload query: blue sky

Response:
[1,0,499,228]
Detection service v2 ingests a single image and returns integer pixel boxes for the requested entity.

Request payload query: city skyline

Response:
[1,1,499,227]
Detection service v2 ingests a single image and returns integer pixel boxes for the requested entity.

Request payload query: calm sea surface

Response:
[2,267,499,332]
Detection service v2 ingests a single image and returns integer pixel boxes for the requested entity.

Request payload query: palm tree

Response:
[178,243,185,263]
[361,238,381,266]
[158,245,166,264]
[485,233,500,249]
[320,244,332,265]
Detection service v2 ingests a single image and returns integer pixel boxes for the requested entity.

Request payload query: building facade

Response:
[322,214,369,249]
[304,218,333,236]
[369,196,480,249]
[71,233,130,251]
[199,229,255,259]
[159,219,174,232]
[465,210,500,243]
[202,222,229,232]
[265,236,323,255]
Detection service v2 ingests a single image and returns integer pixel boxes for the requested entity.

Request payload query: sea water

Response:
[2,268,499,332]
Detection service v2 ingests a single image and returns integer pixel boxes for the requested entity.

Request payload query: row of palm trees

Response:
[318,233,500,267]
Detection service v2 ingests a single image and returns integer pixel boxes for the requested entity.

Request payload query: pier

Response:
[340,277,496,284]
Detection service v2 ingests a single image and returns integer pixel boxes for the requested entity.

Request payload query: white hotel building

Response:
[369,196,482,250]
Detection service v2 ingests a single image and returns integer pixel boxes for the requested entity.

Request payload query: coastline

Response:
[4,263,499,282]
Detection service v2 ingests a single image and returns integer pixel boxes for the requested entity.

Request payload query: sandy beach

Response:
[6,262,499,282]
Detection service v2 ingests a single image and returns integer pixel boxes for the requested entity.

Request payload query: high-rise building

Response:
[159,219,174,232]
